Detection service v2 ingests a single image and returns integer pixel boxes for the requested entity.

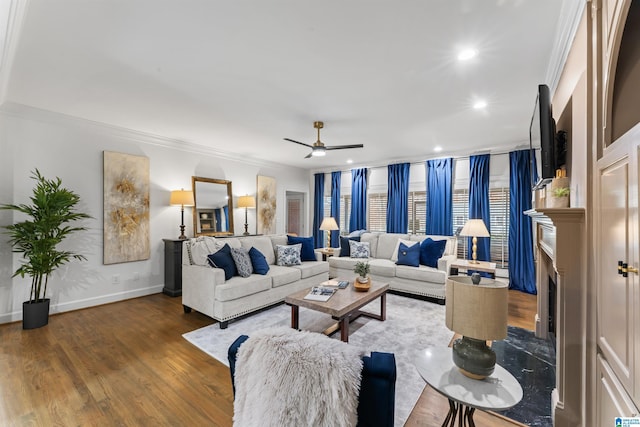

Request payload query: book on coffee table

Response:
[320,279,349,289]
[303,286,336,301]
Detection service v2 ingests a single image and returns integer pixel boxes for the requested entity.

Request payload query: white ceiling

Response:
[4,0,580,170]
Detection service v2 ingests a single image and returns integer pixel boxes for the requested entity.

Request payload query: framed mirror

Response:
[192,176,234,236]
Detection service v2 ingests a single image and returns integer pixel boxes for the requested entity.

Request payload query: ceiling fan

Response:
[284,121,364,158]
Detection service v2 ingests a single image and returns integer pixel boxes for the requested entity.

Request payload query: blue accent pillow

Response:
[396,242,420,267]
[207,243,237,280]
[287,235,316,261]
[420,238,447,268]
[249,247,270,275]
[339,236,360,257]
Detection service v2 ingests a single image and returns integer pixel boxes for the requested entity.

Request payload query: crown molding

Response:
[0,102,304,171]
[546,0,587,94]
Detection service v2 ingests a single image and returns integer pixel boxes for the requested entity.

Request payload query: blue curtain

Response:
[214,209,222,231]
[426,158,453,235]
[386,163,410,233]
[468,154,491,261]
[349,168,368,232]
[223,205,229,230]
[330,171,341,248]
[509,150,538,294]
[313,173,325,248]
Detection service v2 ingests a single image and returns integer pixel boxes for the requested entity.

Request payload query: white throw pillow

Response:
[349,240,370,258]
[391,238,417,262]
[276,244,302,266]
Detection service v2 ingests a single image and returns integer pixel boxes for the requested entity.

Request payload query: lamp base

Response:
[452,336,496,380]
[178,224,187,240]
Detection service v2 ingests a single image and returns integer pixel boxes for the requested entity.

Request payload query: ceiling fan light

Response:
[311,148,326,157]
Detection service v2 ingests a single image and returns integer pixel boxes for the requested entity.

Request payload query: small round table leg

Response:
[442,399,456,426]
[465,407,476,427]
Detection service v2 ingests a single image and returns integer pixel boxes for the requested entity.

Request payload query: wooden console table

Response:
[163,239,184,297]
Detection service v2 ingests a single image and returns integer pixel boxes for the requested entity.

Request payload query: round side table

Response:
[415,347,523,427]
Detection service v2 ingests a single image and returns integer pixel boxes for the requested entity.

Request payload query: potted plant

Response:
[1,170,91,329]
[548,186,570,208]
[354,261,370,284]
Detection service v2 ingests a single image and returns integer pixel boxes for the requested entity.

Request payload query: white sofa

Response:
[328,232,458,303]
[182,235,329,328]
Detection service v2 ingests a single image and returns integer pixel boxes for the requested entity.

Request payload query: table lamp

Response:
[169,189,195,240]
[459,219,490,264]
[237,195,256,236]
[319,217,339,248]
[445,276,508,379]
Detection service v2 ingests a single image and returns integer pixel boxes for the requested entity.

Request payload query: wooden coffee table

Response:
[285,281,389,343]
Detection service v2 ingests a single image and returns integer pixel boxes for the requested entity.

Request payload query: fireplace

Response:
[548,274,557,343]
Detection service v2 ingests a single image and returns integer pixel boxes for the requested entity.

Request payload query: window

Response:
[408,191,426,234]
[452,188,469,259]
[368,192,387,232]
[325,195,351,235]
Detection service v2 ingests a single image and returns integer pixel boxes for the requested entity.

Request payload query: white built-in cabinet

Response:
[595,0,640,419]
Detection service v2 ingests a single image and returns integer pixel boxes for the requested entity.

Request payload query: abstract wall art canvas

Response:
[103,151,150,264]
[257,175,277,235]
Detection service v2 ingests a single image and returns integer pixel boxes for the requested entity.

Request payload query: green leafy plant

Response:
[1,170,91,303]
[553,187,570,198]
[354,261,370,278]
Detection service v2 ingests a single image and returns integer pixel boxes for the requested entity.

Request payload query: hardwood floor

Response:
[0,289,536,426]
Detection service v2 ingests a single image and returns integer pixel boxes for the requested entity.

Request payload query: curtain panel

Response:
[508,150,537,294]
[386,163,410,233]
[330,171,341,248]
[349,168,368,232]
[426,158,453,235]
[313,173,325,248]
[468,154,491,261]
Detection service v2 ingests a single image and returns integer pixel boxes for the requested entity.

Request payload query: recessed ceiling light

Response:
[473,100,487,109]
[434,146,442,152]
[457,49,478,61]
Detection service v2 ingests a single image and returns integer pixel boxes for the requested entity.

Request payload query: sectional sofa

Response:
[328,232,458,303]
[182,235,329,328]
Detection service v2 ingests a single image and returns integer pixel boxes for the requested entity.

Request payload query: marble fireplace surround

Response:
[525,208,586,427]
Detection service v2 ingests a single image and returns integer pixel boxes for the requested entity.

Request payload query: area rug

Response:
[183,293,453,427]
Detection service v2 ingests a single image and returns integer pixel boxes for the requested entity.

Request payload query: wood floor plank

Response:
[0,289,536,426]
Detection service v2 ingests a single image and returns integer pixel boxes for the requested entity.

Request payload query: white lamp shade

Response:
[237,195,256,208]
[319,217,339,231]
[445,276,508,341]
[459,219,490,237]
[169,190,194,207]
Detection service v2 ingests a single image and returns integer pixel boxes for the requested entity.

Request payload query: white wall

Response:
[0,106,309,324]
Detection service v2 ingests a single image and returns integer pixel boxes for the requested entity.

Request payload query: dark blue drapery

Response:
[426,158,453,235]
[223,206,229,230]
[468,154,491,261]
[330,171,341,248]
[386,163,410,233]
[313,173,325,248]
[509,150,538,294]
[214,209,222,231]
[349,168,368,232]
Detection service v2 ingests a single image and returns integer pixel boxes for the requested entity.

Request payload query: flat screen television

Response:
[530,84,556,189]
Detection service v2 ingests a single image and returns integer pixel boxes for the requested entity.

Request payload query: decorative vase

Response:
[547,196,569,208]
[23,299,50,330]
[357,276,368,284]
[471,272,481,285]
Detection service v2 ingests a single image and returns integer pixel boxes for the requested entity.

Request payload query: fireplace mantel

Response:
[525,207,586,426]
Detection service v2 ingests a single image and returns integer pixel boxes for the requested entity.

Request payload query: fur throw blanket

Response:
[233,327,364,427]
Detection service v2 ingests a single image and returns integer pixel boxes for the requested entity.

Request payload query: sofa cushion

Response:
[291,261,329,279]
[215,275,272,301]
[270,235,289,253]
[339,236,360,257]
[231,247,253,278]
[329,256,361,271]
[368,259,396,277]
[186,236,218,266]
[249,247,270,275]
[360,233,379,258]
[396,242,420,267]
[241,236,276,265]
[390,238,417,262]
[420,238,447,268]
[349,240,370,258]
[219,238,242,249]
[287,235,316,261]
[207,244,237,280]
[267,265,302,287]
[376,233,409,260]
[276,244,302,266]
[395,264,447,284]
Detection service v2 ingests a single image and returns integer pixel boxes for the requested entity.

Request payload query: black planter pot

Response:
[23,299,50,330]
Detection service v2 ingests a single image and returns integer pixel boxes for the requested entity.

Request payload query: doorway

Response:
[285,191,306,236]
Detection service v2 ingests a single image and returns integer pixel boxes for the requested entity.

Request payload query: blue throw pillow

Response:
[420,238,447,268]
[339,236,360,257]
[396,242,420,267]
[287,235,316,261]
[207,244,237,280]
[249,246,270,275]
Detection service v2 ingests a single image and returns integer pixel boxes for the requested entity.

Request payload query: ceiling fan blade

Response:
[304,152,313,159]
[325,144,364,150]
[284,138,314,148]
